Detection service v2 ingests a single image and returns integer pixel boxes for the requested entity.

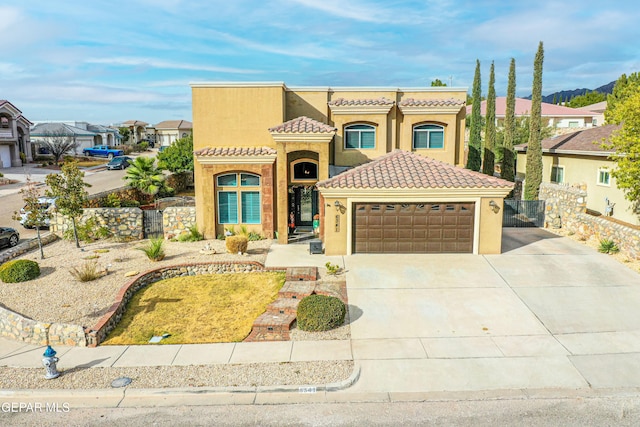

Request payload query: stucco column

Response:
[318,145,329,181]
[276,145,289,244]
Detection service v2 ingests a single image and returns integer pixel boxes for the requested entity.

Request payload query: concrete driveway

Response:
[343,228,640,395]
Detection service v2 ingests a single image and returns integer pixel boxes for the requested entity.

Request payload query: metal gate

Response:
[143,210,164,238]
[502,200,545,227]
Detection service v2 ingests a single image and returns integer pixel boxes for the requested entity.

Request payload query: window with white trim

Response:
[597,168,611,186]
[413,124,444,149]
[345,124,375,149]
[216,173,261,224]
[551,166,564,183]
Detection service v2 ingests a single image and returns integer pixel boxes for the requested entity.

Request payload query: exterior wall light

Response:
[489,200,500,214]
[334,201,346,214]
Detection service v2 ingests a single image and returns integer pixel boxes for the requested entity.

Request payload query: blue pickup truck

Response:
[82,145,125,159]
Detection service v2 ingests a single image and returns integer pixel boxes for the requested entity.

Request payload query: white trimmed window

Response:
[345,124,375,149]
[413,124,444,149]
[551,166,564,183]
[216,173,261,224]
[598,168,611,186]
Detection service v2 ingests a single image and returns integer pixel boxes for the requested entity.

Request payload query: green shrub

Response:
[63,217,112,242]
[69,260,102,282]
[0,260,41,283]
[104,193,122,208]
[598,239,620,254]
[247,231,263,241]
[137,238,165,261]
[325,262,341,275]
[177,224,203,242]
[296,294,346,332]
[226,235,248,253]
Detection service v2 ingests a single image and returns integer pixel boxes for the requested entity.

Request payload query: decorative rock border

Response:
[85,262,286,347]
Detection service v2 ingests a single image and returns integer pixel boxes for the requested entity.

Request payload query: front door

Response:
[288,187,318,227]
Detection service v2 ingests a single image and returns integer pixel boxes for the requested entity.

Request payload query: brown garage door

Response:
[353,202,474,253]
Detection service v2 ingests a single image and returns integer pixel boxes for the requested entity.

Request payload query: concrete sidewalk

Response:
[0,338,352,368]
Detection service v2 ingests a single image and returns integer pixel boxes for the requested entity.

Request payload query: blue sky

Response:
[2,0,639,125]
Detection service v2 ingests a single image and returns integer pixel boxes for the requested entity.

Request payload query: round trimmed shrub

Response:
[0,259,41,283]
[296,294,346,332]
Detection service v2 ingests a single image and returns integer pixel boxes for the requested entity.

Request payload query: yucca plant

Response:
[598,239,620,254]
[137,238,166,261]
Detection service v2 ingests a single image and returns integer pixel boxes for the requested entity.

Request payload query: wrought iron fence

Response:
[503,200,545,227]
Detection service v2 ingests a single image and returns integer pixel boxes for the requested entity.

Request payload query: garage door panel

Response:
[353,202,474,254]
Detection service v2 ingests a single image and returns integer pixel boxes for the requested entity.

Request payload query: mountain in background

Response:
[525,81,615,103]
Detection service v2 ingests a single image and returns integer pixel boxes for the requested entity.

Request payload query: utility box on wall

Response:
[309,240,323,254]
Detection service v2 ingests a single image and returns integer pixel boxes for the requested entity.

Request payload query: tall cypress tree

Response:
[524,42,544,200]
[482,61,496,175]
[466,60,482,171]
[502,58,516,182]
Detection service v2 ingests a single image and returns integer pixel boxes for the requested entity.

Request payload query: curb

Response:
[0,364,362,408]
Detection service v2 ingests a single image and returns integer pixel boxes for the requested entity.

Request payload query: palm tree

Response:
[124,156,172,197]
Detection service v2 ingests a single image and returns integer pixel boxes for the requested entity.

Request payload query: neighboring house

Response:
[581,100,607,127]
[0,100,33,168]
[30,122,96,155]
[154,120,192,148]
[515,124,639,225]
[121,120,149,143]
[191,82,513,255]
[85,123,121,146]
[467,97,600,130]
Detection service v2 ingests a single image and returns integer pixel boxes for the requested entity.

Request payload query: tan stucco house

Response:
[0,100,32,168]
[155,120,192,148]
[516,124,640,226]
[191,82,513,255]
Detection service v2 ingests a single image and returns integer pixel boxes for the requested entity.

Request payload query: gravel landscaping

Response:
[0,236,355,389]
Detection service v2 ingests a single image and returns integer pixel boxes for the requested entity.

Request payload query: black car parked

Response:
[106,156,133,170]
[0,227,20,248]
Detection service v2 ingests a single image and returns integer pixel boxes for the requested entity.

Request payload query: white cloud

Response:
[84,57,260,74]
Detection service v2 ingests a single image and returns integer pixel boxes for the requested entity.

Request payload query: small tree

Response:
[39,130,77,165]
[466,59,482,172]
[45,162,91,248]
[502,58,517,182]
[119,127,131,144]
[12,178,48,259]
[430,79,447,87]
[605,91,640,206]
[524,41,545,200]
[157,134,194,174]
[605,72,640,124]
[483,61,496,176]
[124,156,173,197]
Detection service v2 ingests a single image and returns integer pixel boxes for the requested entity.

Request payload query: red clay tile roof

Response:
[398,98,465,107]
[317,150,513,190]
[515,124,620,154]
[194,146,277,156]
[268,116,336,133]
[328,97,395,107]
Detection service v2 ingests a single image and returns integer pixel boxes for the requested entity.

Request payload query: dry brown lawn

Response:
[102,271,285,345]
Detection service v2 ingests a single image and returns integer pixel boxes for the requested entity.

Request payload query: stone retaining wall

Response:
[0,233,59,265]
[86,262,285,347]
[163,206,197,239]
[0,306,87,347]
[539,182,640,259]
[51,208,144,241]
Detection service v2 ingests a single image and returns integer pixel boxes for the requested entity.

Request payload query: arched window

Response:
[345,124,375,149]
[292,160,318,181]
[216,173,261,224]
[413,124,444,149]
